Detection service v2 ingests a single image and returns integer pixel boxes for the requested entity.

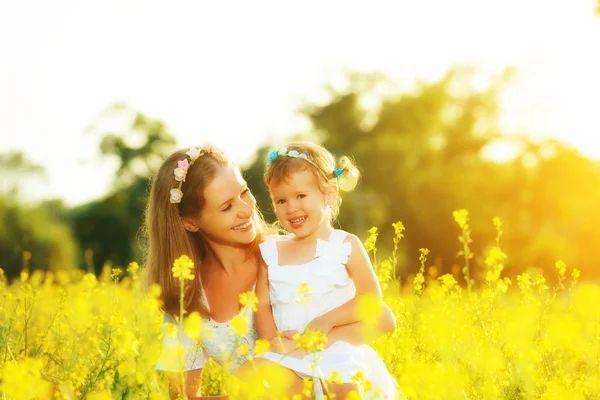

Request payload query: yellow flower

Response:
[302,378,313,397]
[328,371,343,385]
[0,358,53,400]
[87,390,113,400]
[184,312,204,340]
[517,273,532,293]
[239,291,259,312]
[413,273,425,295]
[555,260,567,278]
[293,329,328,353]
[111,268,123,281]
[127,261,140,274]
[163,322,178,339]
[492,216,503,238]
[172,254,195,281]
[452,209,469,229]
[439,274,457,291]
[485,246,506,267]
[364,227,379,254]
[230,314,249,337]
[392,221,405,239]
[238,343,250,356]
[296,282,313,304]
[254,339,270,355]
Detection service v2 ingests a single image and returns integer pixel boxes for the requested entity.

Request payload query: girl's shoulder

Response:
[261,233,294,244]
[259,234,294,266]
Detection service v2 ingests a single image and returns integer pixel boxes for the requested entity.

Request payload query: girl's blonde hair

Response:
[264,142,360,220]
[141,147,265,318]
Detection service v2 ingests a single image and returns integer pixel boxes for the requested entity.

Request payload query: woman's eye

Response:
[297,194,306,199]
[222,204,232,212]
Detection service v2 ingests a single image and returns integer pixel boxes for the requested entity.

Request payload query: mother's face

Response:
[184,165,258,247]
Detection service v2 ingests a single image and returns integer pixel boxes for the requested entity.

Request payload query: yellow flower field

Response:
[0,211,598,399]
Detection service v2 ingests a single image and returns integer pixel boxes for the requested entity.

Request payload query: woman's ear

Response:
[180,216,200,232]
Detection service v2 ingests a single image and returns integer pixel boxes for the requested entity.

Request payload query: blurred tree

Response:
[243,68,600,281]
[0,152,77,279]
[97,104,177,189]
[66,106,177,272]
[0,196,78,279]
[0,151,46,195]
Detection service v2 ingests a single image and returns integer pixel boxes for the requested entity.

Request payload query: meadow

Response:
[0,210,598,399]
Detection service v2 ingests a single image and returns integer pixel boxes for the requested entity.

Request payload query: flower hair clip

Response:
[266,147,308,165]
[266,147,345,179]
[170,145,221,204]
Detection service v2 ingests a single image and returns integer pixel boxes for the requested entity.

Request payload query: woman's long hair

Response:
[141,148,265,318]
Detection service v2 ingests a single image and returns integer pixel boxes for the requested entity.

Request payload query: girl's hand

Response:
[269,336,308,358]
[305,315,333,335]
[281,330,299,339]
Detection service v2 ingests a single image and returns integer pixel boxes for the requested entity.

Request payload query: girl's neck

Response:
[292,221,334,244]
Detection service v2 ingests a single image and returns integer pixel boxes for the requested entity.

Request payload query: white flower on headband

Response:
[170,188,184,204]
[278,147,287,155]
[186,147,201,160]
[173,167,186,182]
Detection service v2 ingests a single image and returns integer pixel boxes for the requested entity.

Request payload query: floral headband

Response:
[266,147,344,178]
[170,145,221,204]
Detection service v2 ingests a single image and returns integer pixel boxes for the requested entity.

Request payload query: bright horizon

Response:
[1,0,599,206]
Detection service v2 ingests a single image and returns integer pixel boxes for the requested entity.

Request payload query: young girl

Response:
[255,142,401,399]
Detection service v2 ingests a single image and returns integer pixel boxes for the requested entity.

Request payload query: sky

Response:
[1,0,599,206]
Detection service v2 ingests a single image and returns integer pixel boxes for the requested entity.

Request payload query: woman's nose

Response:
[237,199,253,218]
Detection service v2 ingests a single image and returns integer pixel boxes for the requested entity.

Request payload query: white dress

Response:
[156,288,258,372]
[258,230,400,399]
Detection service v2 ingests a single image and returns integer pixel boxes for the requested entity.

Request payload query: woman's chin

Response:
[231,227,257,245]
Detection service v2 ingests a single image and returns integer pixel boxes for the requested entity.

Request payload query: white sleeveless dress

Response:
[258,230,400,399]
[156,287,258,372]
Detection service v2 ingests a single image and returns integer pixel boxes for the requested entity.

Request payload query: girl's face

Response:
[190,165,258,246]
[269,169,335,239]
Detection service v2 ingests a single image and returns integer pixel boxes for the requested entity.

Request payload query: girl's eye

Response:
[276,199,286,205]
[297,194,306,199]
[222,204,232,212]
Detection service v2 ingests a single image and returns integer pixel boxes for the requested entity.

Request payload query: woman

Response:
[142,144,396,397]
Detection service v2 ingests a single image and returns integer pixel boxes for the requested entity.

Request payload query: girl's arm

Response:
[306,234,396,334]
[322,302,396,348]
[255,262,278,340]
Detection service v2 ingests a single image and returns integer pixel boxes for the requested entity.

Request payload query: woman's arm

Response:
[255,263,278,340]
[306,234,397,334]
[166,368,203,398]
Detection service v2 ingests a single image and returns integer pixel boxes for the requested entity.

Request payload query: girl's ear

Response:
[325,185,338,206]
[180,216,200,232]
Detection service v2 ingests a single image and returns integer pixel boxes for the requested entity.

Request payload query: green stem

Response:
[179,277,188,399]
